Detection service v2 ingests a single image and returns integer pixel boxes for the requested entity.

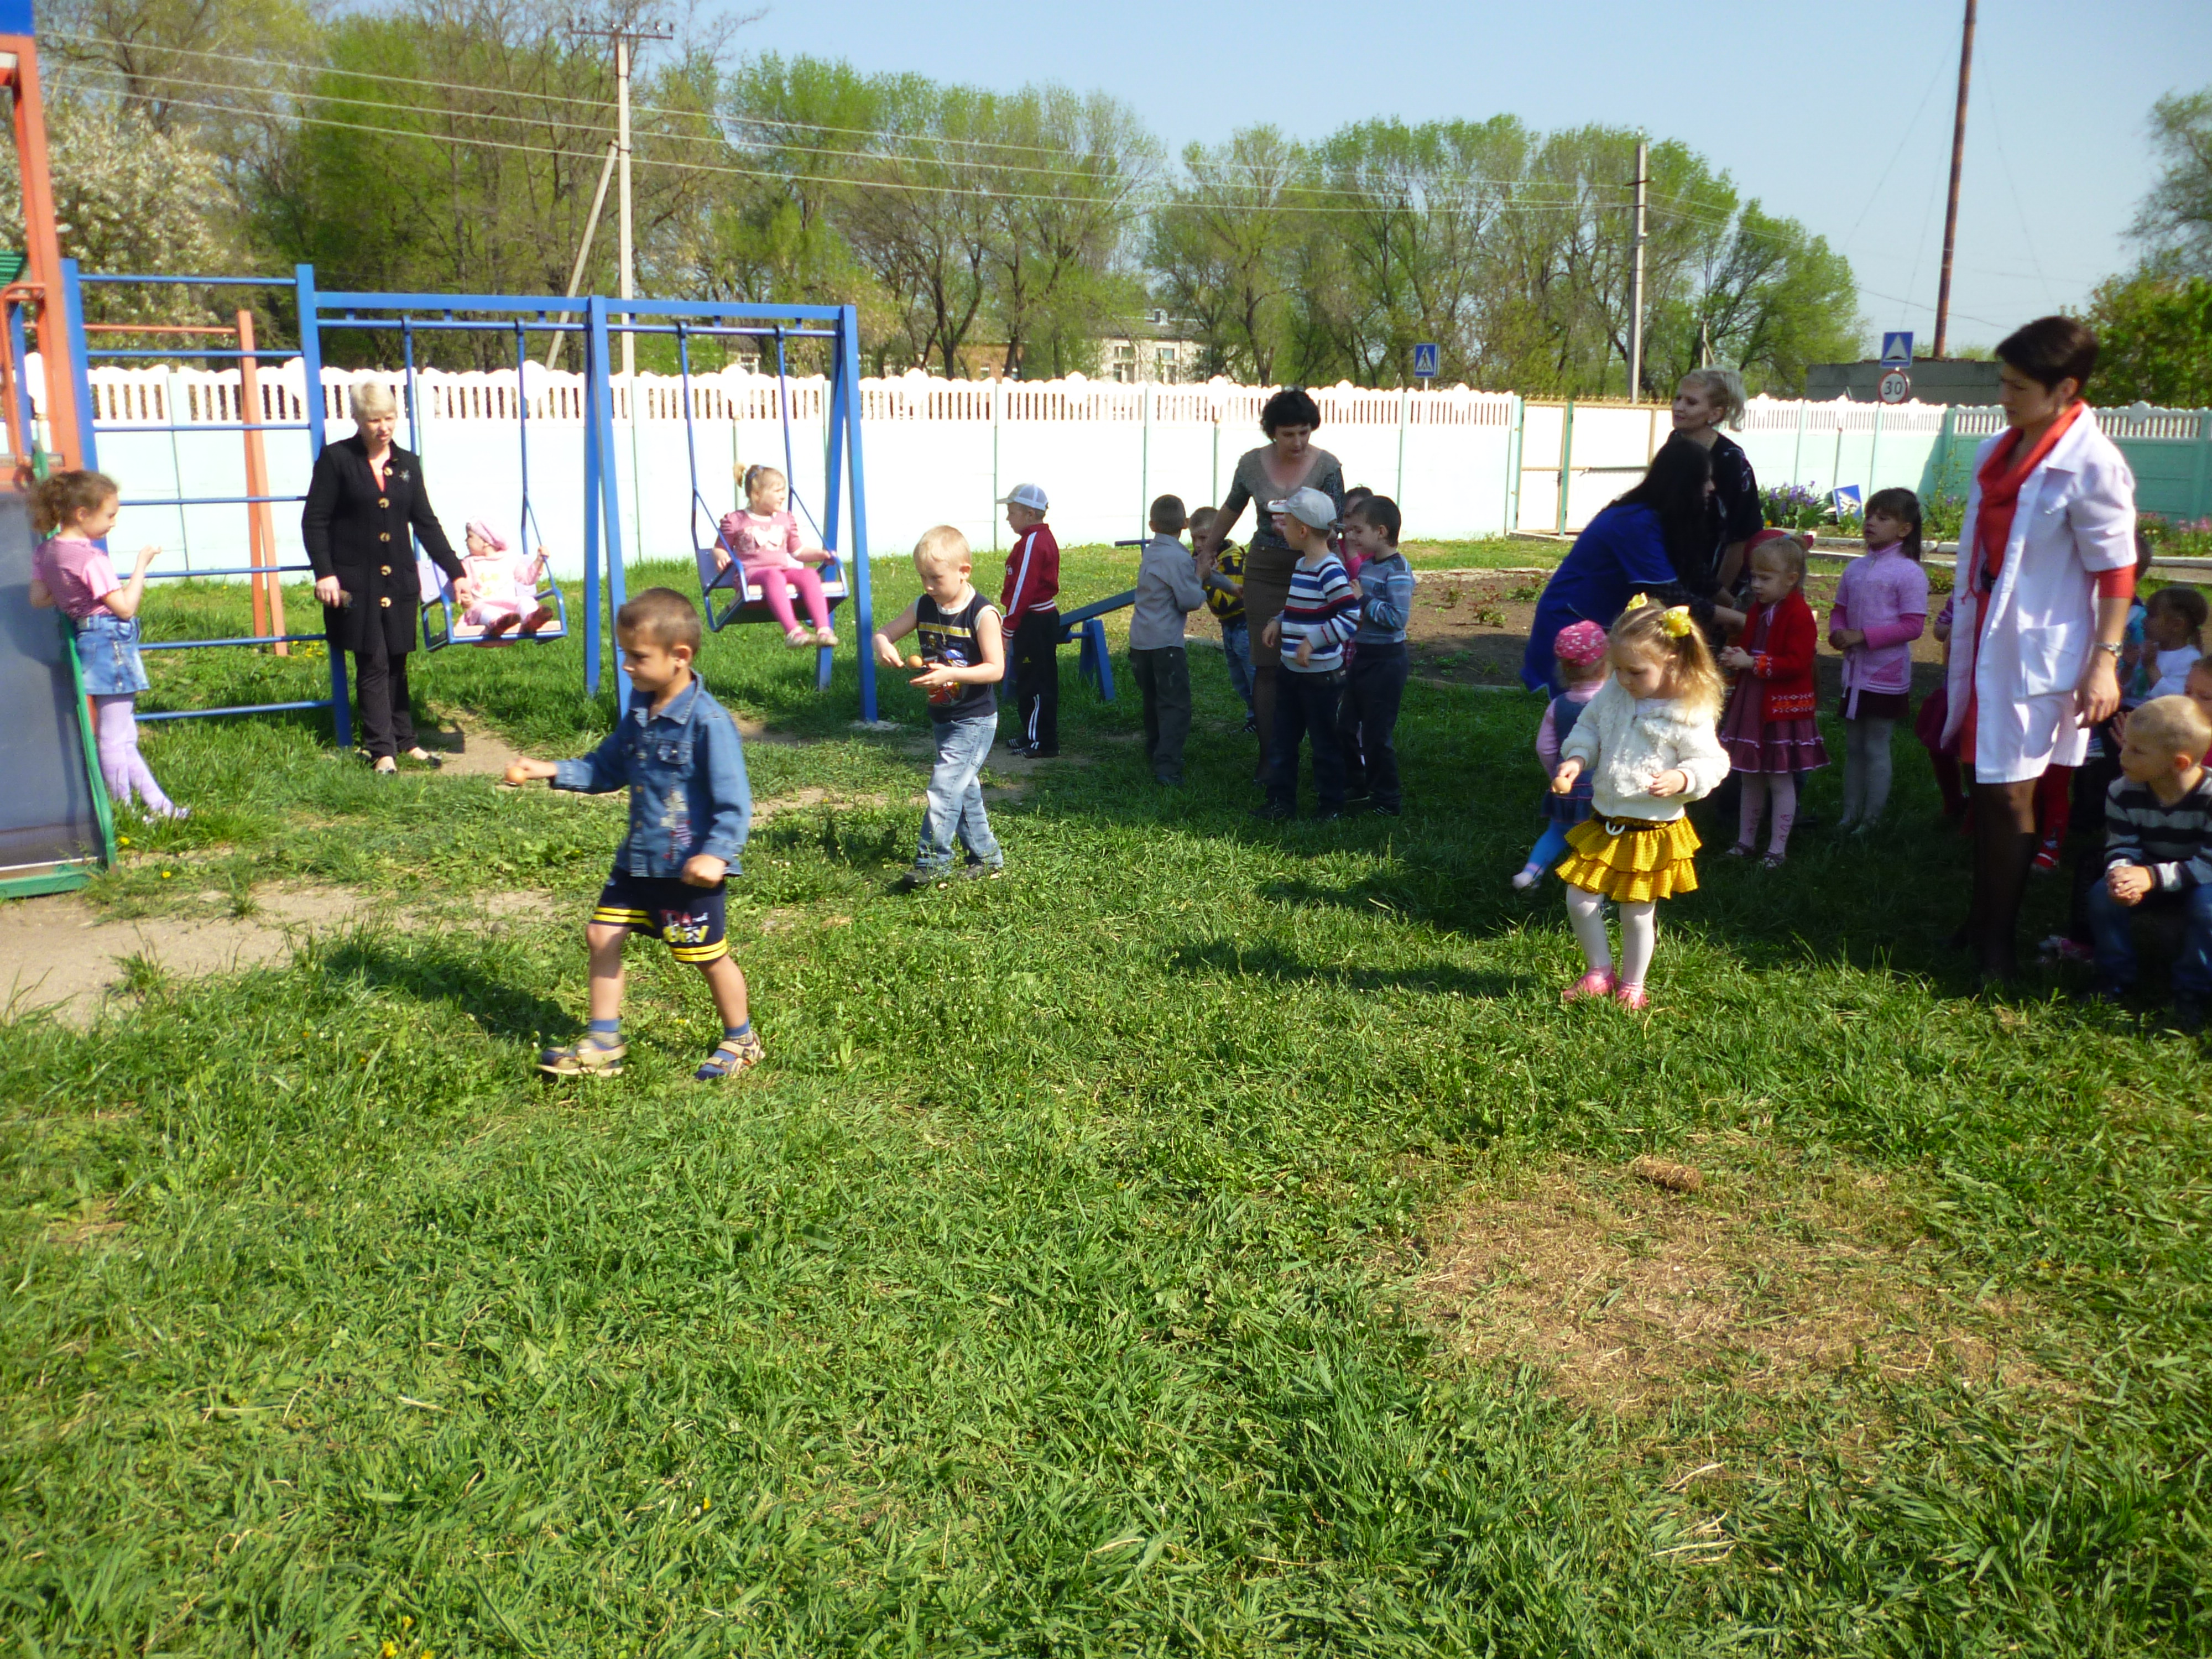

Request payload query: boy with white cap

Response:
[998,482,1061,757]
[1255,487,1358,820]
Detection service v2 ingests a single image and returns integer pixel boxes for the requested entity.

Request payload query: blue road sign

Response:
[1880,331,1914,365]
[1412,342,1440,379]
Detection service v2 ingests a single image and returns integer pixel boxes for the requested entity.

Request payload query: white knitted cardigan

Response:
[1556,676,1731,823]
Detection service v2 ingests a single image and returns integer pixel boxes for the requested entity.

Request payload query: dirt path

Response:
[1,884,546,1027]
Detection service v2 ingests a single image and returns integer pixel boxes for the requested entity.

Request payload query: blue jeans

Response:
[1526,821,1573,873]
[2085,879,2212,994]
[1266,667,1345,812]
[917,714,1001,870]
[1219,620,1255,715]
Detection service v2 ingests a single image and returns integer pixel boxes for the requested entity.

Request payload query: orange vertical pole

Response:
[3,38,80,467]
[237,309,288,653]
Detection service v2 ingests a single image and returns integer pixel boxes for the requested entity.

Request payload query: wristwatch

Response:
[2093,641,2123,659]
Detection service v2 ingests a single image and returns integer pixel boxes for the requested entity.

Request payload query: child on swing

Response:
[715,463,838,650]
[457,520,556,638]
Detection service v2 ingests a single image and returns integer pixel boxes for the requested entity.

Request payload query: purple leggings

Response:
[747,563,831,633]
[92,694,178,815]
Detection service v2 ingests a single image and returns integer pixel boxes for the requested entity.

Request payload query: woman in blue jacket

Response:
[1521,437,1742,692]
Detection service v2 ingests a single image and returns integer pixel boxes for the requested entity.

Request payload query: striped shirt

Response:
[1353,551,1417,643]
[2104,771,2212,892]
[1277,553,1359,674]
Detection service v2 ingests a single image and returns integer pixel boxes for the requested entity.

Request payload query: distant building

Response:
[1099,310,1204,385]
[1805,359,2002,405]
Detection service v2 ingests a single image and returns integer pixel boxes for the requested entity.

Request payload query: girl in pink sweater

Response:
[1828,488,1929,831]
[714,465,837,649]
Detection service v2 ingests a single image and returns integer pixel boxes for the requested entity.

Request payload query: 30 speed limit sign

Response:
[1878,367,1912,404]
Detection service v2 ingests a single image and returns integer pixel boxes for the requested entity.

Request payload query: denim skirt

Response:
[75,612,150,696]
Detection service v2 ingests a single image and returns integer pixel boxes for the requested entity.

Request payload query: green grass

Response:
[4,545,2208,1655]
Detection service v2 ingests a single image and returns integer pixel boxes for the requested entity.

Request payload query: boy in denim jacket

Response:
[506,587,759,1080]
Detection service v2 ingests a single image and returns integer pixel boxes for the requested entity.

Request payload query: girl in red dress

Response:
[1717,530,1827,866]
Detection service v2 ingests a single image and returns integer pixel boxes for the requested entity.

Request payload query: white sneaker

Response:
[1511,864,1541,890]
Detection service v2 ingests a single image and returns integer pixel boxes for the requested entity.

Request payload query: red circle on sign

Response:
[1879,368,1911,405]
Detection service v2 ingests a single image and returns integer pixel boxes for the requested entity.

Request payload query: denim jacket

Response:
[553,676,752,877]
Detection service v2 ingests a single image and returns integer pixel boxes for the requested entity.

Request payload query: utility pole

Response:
[1627,133,1648,401]
[545,140,619,371]
[568,11,671,380]
[1933,0,1976,359]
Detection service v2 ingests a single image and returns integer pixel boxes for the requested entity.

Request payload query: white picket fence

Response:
[30,355,2209,581]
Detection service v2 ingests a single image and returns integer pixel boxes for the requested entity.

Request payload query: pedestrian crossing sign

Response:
[1412,342,1439,379]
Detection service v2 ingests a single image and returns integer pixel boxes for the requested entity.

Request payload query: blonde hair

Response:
[2128,695,2212,762]
[1677,368,1745,430]
[349,379,398,421]
[740,463,786,502]
[912,524,972,572]
[1749,533,1807,589]
[33,468,119,536]
[1611,597,1723,717]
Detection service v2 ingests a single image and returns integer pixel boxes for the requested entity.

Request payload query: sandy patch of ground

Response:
[1,883,550,1027]
[1408,1152,2054,1415]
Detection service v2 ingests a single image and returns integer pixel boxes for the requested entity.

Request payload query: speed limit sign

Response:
[1878,367,1912,404]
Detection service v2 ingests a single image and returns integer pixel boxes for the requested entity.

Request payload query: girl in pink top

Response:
[27,469,185,817]
[1827,487,1929,831]
[457,520,556,638]
[714,465,837,649]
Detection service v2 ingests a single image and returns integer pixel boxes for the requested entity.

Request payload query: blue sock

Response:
[588,1018,620,1045]
[724,1021,752,1041]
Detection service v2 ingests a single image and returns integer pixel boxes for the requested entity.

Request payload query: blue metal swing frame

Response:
[579,296,878,722]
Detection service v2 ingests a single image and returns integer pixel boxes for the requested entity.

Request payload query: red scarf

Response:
[1973,400,2084,589]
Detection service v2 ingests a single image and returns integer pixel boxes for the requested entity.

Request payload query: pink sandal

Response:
[1561,968,1616,1005]
[1614,983,1651,1011]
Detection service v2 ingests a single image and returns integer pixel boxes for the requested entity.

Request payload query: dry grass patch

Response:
[1409,1147,2058,1414]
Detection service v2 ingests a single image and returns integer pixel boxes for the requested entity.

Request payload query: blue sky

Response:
[726,0,2212,354]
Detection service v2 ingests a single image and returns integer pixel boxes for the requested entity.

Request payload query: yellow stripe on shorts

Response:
[670,941,728,963]
[592,906,651,925]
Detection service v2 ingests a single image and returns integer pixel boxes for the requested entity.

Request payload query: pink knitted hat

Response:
[465,520,508,552]
[1553,619,1609,665]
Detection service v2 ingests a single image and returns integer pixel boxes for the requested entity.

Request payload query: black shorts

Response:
[591,869,728,965]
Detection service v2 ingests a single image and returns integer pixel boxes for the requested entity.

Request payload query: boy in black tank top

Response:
[873,526,1009,888]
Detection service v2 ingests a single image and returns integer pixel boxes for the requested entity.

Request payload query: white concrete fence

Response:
[33,356,2207,582]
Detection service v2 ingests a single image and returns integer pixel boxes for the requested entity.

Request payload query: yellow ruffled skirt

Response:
[1556,814,1702,902]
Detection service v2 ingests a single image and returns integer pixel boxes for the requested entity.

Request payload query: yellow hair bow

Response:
[1659,606,1693,638]
[1626,592,1651,611]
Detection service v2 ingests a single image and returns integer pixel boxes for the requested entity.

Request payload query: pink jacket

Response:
[717,508,805,568]
[1829,542,1929,697]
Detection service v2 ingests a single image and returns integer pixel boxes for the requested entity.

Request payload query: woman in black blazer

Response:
[302,380,473,771]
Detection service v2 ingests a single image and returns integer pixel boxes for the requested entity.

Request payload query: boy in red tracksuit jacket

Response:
[998,482,1061,757]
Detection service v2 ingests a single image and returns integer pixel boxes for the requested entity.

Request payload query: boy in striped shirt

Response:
[1253,487,1359,821]
[2086,694,2212,1030]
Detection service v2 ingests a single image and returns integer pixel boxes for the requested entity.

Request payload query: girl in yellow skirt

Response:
[1548,595,1731,1010]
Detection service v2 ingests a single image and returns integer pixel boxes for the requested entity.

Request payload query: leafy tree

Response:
[2132,88,2212,276]
[2083,263,2212,406]
[1145,129,1310,382]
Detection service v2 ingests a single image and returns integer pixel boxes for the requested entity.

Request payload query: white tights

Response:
[1565,886,1658,988]
[1842,718,1895,826]
[1738,772,1799,857]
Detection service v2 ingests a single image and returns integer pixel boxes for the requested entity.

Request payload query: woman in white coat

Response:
[1940,316,2136,982]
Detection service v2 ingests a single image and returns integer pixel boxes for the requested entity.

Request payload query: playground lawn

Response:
[6,542,2208,1655]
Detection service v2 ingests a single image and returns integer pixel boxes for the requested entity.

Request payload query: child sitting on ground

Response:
[1514,619,1608,889]
[2142,584,2206,700]
[873,526,1008,888]
[1129,494,1210,787]
[1720,529,1826,865]
[1189,506,1254,732]
[2084,693,2212,1031]
[457,520,556,638]
[1549,596,1730,1011]
[1828,489,1927,833]
[504,587,760,1081]
[715,463,838,649]
[28,469,186,820]
[1337,493,1416,816]
[1254,488,1358,821]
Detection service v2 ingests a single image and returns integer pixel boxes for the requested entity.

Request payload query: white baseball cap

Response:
[1267,487,1338,530]
[998,483,1049,511]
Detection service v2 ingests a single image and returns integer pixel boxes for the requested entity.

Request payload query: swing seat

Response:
[419,557,570,652]
[693,546,850,635]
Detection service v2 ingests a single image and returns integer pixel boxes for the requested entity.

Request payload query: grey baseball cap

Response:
[1267,487,1338,530]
